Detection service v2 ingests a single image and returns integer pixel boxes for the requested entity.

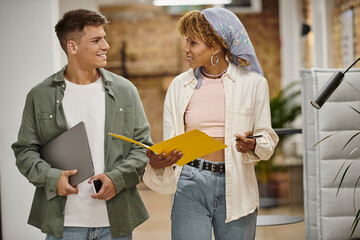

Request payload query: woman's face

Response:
[183,36,213,69]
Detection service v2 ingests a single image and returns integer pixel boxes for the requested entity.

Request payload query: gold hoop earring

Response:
[211,54,219,66]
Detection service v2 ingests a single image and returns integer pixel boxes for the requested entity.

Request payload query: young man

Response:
[12,9,152,239]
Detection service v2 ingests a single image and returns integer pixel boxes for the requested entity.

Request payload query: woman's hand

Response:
[146,149,183,169]
[235,131,256,153]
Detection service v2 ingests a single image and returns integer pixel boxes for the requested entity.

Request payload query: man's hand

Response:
[146,149,183,169]
[89,174,116,201]
[57,169,78,196]
[235,131,256,153]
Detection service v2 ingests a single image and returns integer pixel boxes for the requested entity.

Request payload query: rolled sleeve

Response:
[242,130,279,163]
[242,78,279,163]
[143,164,177,194]
[105,168,126,193]
[46,168,63,193]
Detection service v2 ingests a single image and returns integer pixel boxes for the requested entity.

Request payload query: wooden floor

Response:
[133,183,305,240]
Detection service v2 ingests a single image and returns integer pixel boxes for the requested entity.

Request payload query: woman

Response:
[143,7,278,240]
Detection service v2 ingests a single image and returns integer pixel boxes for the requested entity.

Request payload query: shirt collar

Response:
[184,69,197,86]
[53,65,67,82]
[222,62,236,83]
[52,65,113,86]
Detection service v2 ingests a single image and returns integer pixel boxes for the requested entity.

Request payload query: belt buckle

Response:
[211,164,216,172]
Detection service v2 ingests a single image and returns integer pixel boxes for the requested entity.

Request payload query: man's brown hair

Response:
[55,9,109,53]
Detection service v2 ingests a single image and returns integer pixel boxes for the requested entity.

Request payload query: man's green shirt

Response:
[12,66,153,238]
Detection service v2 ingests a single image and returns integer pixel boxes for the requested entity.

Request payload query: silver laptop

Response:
[40,121,95,200]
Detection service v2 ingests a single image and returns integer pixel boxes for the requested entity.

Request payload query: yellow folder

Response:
[108,129,227,166]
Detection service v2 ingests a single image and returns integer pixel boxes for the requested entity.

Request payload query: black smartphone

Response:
[92,179,103,193]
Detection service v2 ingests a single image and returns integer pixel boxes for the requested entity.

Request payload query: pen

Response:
[235,135,263,141]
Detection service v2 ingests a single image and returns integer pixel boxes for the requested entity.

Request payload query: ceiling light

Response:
[153,0,231,6]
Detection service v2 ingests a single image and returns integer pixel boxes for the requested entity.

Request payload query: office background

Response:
[1,0,359,239]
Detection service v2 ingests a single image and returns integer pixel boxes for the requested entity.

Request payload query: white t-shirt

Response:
[62,76,110,227]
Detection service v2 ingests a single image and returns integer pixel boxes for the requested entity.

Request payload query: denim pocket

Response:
[179,165,196,180]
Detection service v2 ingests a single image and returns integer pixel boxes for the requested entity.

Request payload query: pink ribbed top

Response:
[184,75,225,137]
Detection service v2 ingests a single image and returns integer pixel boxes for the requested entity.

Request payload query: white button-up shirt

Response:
[143,63,278,222]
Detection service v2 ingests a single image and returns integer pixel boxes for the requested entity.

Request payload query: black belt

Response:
[187,159,225,173]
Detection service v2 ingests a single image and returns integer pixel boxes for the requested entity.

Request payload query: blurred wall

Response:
[0,0,61,239]
[332,0,360,68]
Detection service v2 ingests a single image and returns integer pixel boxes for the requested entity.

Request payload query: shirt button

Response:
[62,84,65,88]
[56,100,60,104]
[120,108,123,111]
[49,115,53,119]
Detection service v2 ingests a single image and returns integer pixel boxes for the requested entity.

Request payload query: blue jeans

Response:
[45,227,132,240]
[171,160,257,240]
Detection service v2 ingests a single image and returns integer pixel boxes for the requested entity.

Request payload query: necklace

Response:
[201,67,227,78]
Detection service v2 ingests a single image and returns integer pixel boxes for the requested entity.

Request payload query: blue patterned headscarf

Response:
[194,7,263,88]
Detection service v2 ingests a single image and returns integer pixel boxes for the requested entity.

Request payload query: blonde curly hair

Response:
[177,10,249,67]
